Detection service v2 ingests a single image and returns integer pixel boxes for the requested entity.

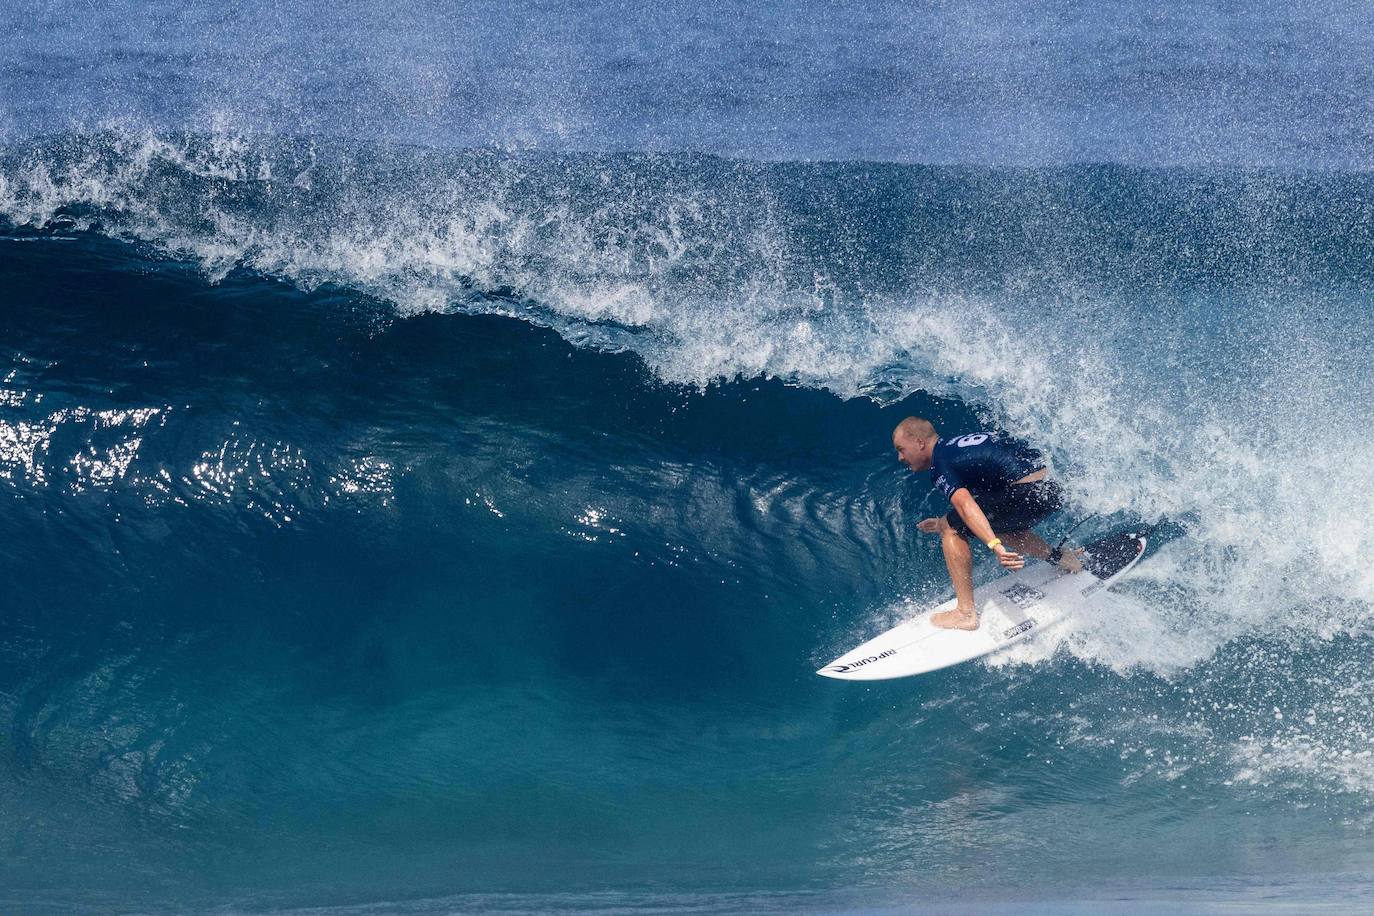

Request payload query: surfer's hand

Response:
[917,517,943,534]
[994,546,1025,569]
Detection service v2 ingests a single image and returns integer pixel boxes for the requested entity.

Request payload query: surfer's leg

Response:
[931,526,979,630]
[1002,530,1084,572]
[1001,529,1050,559]
[995,483,1082,572]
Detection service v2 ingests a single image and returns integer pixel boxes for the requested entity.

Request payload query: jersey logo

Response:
[950,433,990,448]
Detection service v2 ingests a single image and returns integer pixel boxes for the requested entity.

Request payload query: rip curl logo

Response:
[999,619,1035,641]
[827,648,898,673]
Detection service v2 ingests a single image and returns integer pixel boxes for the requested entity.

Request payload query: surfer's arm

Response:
[948,488,1025,569]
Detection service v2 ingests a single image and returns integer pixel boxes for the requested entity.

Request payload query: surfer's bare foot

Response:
[931,607,979,630]
[1056,547,1085,574]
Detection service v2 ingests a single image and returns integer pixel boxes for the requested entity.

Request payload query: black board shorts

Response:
[946,479,1064,538]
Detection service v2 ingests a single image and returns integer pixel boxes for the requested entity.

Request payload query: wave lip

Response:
[8,130,1374,396]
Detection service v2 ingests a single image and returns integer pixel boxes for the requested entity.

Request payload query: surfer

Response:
[892,417,1081,631]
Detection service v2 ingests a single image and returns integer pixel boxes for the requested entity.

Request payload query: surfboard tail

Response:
[1081,530,1147,579]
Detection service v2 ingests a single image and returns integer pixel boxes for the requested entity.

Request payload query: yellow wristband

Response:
[986,537,1002,551]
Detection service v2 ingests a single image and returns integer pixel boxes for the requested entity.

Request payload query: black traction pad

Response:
[1081,531,1145,580]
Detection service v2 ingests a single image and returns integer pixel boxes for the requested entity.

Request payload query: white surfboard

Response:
[818,531,1147,680]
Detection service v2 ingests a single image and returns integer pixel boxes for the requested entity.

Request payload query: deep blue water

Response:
[5,2,1374,913]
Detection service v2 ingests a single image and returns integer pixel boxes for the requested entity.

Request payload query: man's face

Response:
[893,431,927,471]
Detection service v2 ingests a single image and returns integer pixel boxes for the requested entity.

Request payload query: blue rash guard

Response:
[930,432,1044,499]
[930,431,1062,537]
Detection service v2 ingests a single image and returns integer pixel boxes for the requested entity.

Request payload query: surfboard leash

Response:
[1051,513,1098,558]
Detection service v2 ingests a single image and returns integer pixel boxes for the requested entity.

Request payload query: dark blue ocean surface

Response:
[5,3,1374,913]
[7,0,1374,167]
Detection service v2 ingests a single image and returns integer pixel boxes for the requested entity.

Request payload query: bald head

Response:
[894,416,937,443]
[893,416,938,471]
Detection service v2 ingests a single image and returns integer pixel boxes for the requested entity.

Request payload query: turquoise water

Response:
[5,3,1374,912]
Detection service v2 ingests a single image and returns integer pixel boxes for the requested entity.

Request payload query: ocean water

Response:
[5,2,1374,912]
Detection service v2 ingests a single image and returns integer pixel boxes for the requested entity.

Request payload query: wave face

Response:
[5,134,1374,910]
[6,2,1374,911]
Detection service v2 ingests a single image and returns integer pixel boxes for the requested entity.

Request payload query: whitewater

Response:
[5,1,1374,912]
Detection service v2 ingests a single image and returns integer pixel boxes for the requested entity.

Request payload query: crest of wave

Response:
[0,127,791,329]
